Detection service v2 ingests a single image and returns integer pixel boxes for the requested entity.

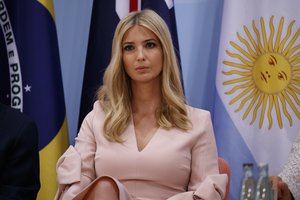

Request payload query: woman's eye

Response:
[145,42,156,48]
[123,45,134,51]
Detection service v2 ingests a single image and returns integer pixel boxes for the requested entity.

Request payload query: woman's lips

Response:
[135,66,149,72]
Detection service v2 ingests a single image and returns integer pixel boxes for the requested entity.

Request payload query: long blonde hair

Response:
[98,9,191,142]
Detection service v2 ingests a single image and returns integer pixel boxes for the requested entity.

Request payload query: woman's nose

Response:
[137,48,145,61]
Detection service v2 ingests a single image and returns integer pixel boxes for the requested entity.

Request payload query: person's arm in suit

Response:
[0,105,40,200]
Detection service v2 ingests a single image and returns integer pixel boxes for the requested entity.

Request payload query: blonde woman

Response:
[55,9,227,200]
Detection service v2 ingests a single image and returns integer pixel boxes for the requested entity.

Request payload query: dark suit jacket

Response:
[0,103,40,200]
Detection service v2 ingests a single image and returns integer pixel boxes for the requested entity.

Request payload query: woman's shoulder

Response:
[89,100,105,114]
[184,105,214,137]
[185,104,211,118]
[82,101,106,123]
[184,104,212,127]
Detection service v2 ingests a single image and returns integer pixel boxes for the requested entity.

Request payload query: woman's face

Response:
[122,25,163,85]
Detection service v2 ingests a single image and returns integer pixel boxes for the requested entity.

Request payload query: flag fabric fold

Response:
[78,0,119,130]
[78,0,181,128]
[214,0,300,198]
[0,0,69,199]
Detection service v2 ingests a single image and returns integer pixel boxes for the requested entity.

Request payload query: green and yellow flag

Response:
[0,0,69,199]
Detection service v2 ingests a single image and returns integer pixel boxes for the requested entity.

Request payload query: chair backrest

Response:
[218,157,230,200]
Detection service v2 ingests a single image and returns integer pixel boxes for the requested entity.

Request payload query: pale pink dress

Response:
[55,101,227,200]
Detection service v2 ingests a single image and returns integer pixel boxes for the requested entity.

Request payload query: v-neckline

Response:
[130,117,159,152]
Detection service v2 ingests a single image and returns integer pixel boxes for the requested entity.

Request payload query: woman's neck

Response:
[131,82,161,115]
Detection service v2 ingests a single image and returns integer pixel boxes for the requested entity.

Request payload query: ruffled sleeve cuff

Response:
[56,146,81,186]
[193,174,228,200]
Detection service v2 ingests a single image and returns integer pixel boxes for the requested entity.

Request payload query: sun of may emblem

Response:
[222,16,300,129]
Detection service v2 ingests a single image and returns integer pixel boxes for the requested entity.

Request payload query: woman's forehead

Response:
[123,25,158,42]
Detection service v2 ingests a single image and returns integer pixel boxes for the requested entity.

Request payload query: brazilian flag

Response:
[0,0,69,199]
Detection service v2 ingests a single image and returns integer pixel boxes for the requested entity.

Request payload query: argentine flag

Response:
[214,0,300,198]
